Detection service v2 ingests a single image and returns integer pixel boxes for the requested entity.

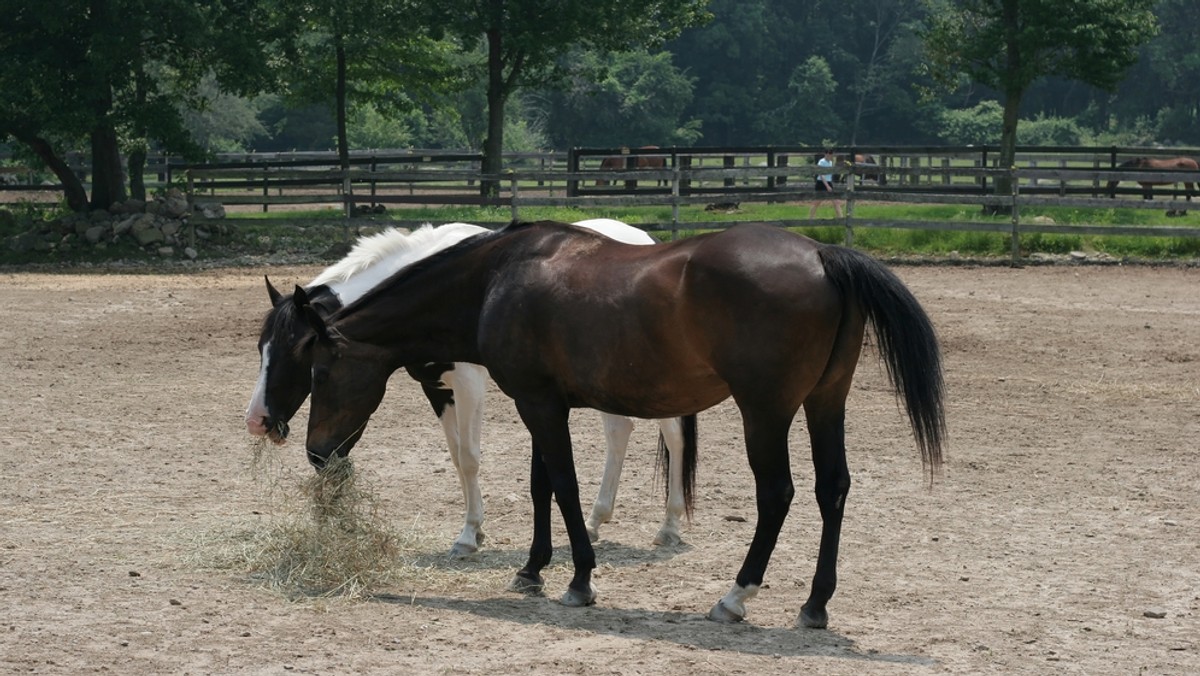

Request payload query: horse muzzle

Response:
[247,415,289,444]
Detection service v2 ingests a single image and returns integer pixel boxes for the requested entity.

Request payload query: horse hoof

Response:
[706,600,745,623]
[507,573,545,596]
[560,584,597,607]
[652,529,682,547]
[798,605,828,629]
[448,542,478,558]
[585,525,600,543]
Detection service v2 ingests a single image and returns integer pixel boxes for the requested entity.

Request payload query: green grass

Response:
[4,198,1199,266]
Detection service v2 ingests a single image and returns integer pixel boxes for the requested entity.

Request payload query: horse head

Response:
[298,293,394,470]
[244,277,321,444]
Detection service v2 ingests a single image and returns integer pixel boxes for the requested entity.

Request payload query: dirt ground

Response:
[2,260,1198,675]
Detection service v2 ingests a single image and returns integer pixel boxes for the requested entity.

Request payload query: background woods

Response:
[2,1,1196,212]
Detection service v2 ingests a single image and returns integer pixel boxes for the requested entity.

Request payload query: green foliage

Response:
[1017,115,1088,146]
[543,50,701,148]
[937,101,1003,145]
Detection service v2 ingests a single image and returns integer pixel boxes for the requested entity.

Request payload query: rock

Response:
[195,202,225,219]
[157,246,175,257]
[1069,251,1087,261]
[161,221,182,238]
[84,225,107,244]
[113,215,139,237]
[163,188,188,218]
[130,213,157,233]
[1143,609,1167,619]
[134,226,165,246]
[183,247,198,260]
[1030,215,1056,225]
[8,230,42,252]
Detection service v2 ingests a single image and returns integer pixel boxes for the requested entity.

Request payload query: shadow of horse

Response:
[407,539,692,573]
[1107,156,1198,214]
[372,593,934,665]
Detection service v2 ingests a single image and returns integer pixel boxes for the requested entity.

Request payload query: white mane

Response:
[309,222,489,304]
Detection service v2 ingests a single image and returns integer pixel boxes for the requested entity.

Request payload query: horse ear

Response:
[293,285,311,309]
[265,276,283,306]
[300,304,336,345]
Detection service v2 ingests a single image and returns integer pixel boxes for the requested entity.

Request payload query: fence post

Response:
[671,164,681,240]
[261,166,269,213]
[1010,166,1021,265]
[844,166,856,247]
[510,172,520,222]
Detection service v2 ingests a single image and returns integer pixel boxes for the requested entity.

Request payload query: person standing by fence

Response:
[809,148,843,220]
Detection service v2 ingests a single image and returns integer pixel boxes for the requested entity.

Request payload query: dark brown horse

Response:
[296,220,945,629]
[1107,157,1199,206]
[596,145,667,186]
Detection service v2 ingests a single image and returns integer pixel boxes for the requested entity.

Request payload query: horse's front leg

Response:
[511,398,597,607]
[586,413,634,542]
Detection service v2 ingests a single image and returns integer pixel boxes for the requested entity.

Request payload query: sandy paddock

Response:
[1,261,1197,675]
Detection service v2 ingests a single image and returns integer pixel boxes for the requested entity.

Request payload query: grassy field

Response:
[4,199,1200,265]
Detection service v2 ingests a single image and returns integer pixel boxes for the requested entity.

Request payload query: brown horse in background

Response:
[597,146,667,186]
[1107,157,1199,207]
[818,153,886,185]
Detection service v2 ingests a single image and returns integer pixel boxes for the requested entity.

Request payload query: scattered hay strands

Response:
[182,440,517,601]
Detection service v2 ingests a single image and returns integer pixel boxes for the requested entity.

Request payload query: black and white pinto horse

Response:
[297,220,945,628]
[246,220,697,556]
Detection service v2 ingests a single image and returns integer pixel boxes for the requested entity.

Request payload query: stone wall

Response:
[4,188,226,258]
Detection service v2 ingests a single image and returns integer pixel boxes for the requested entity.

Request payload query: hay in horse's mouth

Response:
[267,420,289,444]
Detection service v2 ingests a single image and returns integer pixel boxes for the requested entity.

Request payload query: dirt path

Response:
[1,263,1197,674]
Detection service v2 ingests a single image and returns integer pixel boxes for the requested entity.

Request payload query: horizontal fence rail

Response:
[189,152,1200,263]
[6,146,1200,261]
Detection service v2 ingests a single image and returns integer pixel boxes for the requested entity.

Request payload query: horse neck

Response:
[331,240,493,366]
[310,224,489,305]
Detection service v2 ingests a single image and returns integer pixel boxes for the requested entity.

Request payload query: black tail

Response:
[819,246,946,473]
[656,414,699,517]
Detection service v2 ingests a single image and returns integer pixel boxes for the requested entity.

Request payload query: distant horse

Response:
[1107,157,1198,211]
[820,153,886,185]
[297,220,945,628]
[596,145,667,186]
[246,220,698,555]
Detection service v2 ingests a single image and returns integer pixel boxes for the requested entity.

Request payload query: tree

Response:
[923,0,1158,205]
[0,1,275,210]
[542,50,700,149]
[428,0,710,195]
[266,0,460,173]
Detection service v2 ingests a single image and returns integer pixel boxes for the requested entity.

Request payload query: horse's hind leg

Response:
[436,365,487,557]
[586,413,634,542]
[708,409,795,623]
[797,390,852,629]
[653,417,687,546]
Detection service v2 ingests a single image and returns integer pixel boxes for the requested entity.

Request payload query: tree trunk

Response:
[16,133,88,211]
[481,24,506,199]
[128,149,147,202]
[987,0,1021,216]
[89,122,127,211]
[335,39,349,171]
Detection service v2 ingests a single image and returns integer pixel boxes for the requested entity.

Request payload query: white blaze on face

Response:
[245,340,272,436]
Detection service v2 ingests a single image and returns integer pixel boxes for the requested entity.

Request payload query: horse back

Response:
[477,223,845,417]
